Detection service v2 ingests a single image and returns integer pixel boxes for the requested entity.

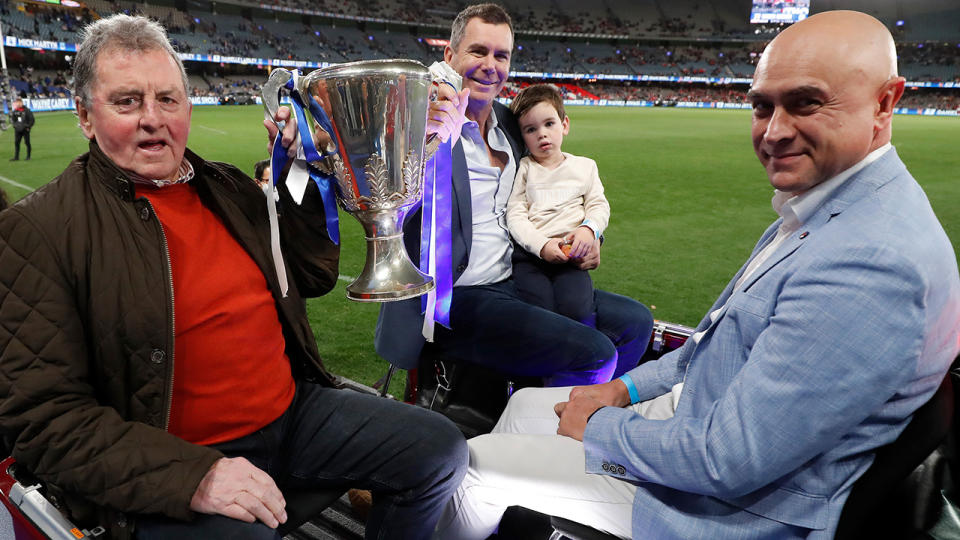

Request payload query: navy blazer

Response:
[584,148,960,539]
[375,102,524,368]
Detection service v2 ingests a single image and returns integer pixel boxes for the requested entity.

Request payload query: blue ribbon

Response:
[268,73,341,245]
[420,139,453,329]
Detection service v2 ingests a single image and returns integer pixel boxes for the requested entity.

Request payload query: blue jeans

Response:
[433,281,654,386]
[135,383,467,540]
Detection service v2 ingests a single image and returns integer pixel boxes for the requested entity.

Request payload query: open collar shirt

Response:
[455,108,517,287]
[695,143,894,344]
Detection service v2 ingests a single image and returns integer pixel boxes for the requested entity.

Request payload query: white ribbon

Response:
[265,181,288,298]
[421,158,439,341]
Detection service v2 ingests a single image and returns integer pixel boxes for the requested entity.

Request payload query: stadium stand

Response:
[2,0,959,111]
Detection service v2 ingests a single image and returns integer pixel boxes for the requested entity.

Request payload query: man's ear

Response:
[75,97,95,139]
[876,76,905,123]
[443,45,454,64]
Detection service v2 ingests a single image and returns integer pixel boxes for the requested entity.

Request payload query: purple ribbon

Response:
[268,74,341,245]
[420,139,453,329]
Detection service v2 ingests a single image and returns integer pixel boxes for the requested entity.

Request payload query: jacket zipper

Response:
[143,198,177,431]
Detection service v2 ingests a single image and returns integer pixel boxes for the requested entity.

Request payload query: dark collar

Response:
[88,141,207,202]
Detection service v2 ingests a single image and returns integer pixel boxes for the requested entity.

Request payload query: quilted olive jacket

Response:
[0,142,339,537]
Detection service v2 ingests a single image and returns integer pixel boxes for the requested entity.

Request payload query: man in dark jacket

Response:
[0,14,466,540]
[9,98,34,161]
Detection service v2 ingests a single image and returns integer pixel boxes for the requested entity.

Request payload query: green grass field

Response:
[2,106,958,393]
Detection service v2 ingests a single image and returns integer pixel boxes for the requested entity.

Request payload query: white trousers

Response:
[433,386,677,540]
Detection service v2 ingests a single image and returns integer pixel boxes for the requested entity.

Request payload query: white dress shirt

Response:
[455,109,518,287]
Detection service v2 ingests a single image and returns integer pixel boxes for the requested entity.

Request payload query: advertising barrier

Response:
[14,92,958,117]
[20,96,228,111]
[21,97,72,112]
[495,98,955,116]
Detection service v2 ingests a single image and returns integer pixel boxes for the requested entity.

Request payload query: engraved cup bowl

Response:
[263,59,435,302]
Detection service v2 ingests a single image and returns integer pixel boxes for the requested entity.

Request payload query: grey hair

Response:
[449,3,513,51]
[73,14,189,107]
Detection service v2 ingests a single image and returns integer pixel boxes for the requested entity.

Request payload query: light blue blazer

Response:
[584,148,960,539]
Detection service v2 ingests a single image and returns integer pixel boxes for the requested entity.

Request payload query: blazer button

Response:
[601,463,610,471]
[456,264,466,273]
[616,465,626,475]
[150,349,165,364]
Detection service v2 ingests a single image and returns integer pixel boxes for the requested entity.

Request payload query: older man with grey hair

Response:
[0,14,466,540]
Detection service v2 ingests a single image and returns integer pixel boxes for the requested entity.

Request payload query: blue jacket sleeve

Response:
[582,245,933,499]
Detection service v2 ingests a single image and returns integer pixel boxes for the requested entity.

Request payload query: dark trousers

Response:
[432,280,654,386]
[13,130,30,159]
[511,249,595,325]
[135,383,467,540]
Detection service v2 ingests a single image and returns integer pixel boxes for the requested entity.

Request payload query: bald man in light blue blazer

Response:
[435,10,960,540]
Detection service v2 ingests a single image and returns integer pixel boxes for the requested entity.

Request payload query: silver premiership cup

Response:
[262,59,435,302]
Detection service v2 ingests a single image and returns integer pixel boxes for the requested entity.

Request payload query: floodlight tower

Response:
[0,18,10,131]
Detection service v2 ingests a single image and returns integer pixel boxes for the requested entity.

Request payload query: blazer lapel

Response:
[701,219,781,318]
[737,149,905,293]
[494,102,524,164]
[451,140,472,257]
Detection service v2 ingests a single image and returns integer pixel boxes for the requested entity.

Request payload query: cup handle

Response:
[262,68,292,130]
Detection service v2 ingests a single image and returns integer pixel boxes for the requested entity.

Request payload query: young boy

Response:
[506,84,610,326]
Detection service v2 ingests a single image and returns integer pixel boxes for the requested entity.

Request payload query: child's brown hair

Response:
[510,83,566,121]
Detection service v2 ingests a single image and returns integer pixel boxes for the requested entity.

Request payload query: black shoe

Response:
[25,157,30,161]
[9,158,18,161]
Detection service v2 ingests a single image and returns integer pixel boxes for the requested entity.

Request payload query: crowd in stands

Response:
[2,0,958,109]
[7,66,71,100]
[611,43,762,78]
[256,0,460,26]
[3,0,959,43]
[505,5,741,37]
[31,6,94,35]
[510,6,631,36]
[897,42,960,82]
[197,75,262,100]
[582,83,749,104]
[0,1,95,41]
[898,89,960,110]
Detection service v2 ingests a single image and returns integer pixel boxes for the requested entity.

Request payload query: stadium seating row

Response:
[1,0,958,109]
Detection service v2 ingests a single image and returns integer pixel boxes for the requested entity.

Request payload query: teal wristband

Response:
[580,219,601,240]
[618,374,640,404]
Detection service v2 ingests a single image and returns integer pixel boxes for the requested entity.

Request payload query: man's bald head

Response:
[758,11,898,90]
[748,10,905,194]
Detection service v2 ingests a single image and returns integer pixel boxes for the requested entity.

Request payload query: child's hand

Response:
[540,238,569,263]
[564,227,597,260]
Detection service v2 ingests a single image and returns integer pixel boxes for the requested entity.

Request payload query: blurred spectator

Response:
[9,98,35,162]
[253,159,271,188]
